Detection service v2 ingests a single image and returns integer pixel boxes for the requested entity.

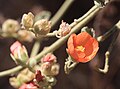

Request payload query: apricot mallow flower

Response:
[67,32,99,63]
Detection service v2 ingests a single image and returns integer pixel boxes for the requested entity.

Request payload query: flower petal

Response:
[85,38,99,62]
[67,34,76,55]
[10,41,21,55]
[67,34,79,61]
[75,32,91,46]
[84,38,94,56]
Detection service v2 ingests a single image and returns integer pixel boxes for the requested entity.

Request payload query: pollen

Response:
[76,46,85,52]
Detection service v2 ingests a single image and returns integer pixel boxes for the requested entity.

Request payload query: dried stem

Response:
[98,21,120,73]
[97,26,118,42]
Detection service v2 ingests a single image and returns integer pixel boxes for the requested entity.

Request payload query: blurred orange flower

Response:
[67,32,99,63]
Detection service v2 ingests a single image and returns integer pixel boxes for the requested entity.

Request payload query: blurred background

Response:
[0,0,120,89]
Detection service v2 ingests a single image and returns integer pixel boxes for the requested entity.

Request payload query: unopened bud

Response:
[18,30,35,42]
[41,62,60,76]
[19,82,38,89]
[2,19,19,34]
[17,68,34,85]
[41,53,57,63]
[51,64,60,76]
[33,19,51,36]
[9,77,21,88]
[21,12,34,29]
[10,41,28,64]
[40,62,51,76]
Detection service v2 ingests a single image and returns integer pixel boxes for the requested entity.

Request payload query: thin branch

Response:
[70,4,101,28]
[30,40,41,57]
[0,0,75,77]
[97,26,117,42]
[50,0,74,27]
[28,0,75,71]
[0,66,23,77]
[28,5,101,67]
[99,23,119,73]
[0,4,101,77]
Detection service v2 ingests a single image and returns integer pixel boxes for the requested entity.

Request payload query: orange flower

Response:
[67,32,99,63]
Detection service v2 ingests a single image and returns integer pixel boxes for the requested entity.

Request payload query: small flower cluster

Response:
[0,12,52,42]
[18,53,59,89]
[1,7,101,88]
[9,41,59,89]
[21,12,34,29]
[2,19,20,34]
[35,53,59,88]
[1,18,35,42]
[10,68,35,88]
[40,53,59,76]
[21,12,52,37]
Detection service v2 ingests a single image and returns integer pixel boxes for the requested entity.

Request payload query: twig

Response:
[98,22,120,73]
[28,0,75,70]
[50,0,74,27]
[0,66,23,77]
[31,0,74,54]
[70,4,101,28]
[28,5,101,67]
[0,4,101,77]
[97,26,117,42]
[30,40,41,57]
[0,0,75,77]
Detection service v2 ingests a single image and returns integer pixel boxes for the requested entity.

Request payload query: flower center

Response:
[76,46,85,52]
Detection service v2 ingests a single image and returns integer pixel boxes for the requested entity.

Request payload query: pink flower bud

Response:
[10,41,22,55]
[41,53,56,63]
[10,41,28,63]
[19,82,38,89]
